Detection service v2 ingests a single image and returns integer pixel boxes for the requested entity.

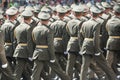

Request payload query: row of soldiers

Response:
[0,1,120,80]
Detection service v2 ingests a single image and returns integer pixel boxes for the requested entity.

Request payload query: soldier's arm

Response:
[78,24,84,49]
[0,31,4,52]
[93,23,101,53]
[27,27,34,58]
[0,31,8,64]
[10,25,17,50]
[47,30,56,60]
[63,23,70,52]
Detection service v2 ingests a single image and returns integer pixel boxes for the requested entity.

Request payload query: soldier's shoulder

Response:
[1,21,13,29]
[67,19,79,25]
[96,17,104,24]
[51,20,66,26]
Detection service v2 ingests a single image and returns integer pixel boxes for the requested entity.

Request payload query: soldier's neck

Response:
[24,20,31,24]
[9,18,15,23]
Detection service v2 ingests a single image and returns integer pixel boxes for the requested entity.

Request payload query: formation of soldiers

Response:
[0,1,120,80]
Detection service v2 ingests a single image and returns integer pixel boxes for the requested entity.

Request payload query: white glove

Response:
[95,52,101,56]
[2,63,8,68]
[28,57,33,61]
[50,60,55,63]
[64,51,68,55]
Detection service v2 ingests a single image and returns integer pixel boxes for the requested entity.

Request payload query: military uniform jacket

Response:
[32,24,55,61]
[63,16,73,23]
[96,17,106,49]
[101,13,111,21]
[50,19,69,53]
[1,20,16,57]
[13,22,33,58]
[80,16,90,22]
[106,16,120,51]
[79,18,101,55]
[66,18,83,52]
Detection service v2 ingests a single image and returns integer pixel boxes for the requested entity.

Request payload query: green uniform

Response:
[50,19,69,71]
[1,20,16,57]
[66,18,83,80]
[0,29,15,80]
[31,23,70,80]
[1,20,17,73]
[13,21,33,80]
[106,15,120,75]
[79,18,116,80]
[101,13,112,55]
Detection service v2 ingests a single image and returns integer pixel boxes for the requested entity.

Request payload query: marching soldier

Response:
[13,10,34,80]
[106,4,120,75]
[0,23,15,80]
[32,5,40,25]
[79,6,116,80]
[31,11,70,80]
[63,5,72,23]
[66,5,83,80]
[50,5,69,71]
[101,2,113,56]
[1,7,18,73]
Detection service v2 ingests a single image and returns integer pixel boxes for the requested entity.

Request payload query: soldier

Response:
[50,5,69,71]
[79,6,116,80]
[106,4,120,75]
[0,20,15,80]
[32,5,40,24]
[100,2,113,57]
[79,4,90,21]
[66,5,83,80]
[13,10,34,80]
[31,12,70,80]
[1,7,18,73]
[63,5,72,23]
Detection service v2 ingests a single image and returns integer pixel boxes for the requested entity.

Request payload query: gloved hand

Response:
[64,51,68,55]
[50,59,55,63]
[95,52,101,56]
[95,49,103,56]
[28,57,33,61]
[2,63,8,68]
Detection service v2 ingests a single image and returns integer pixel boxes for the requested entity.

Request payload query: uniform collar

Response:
[5,19,16,25]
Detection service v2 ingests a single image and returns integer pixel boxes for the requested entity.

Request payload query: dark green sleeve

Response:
[78,24,84,50]
[27,26,34,58]
[93,23,101,53]
[0,31,4,52]
[47,30,56,60]
[10,25,17,51]
[63,24,70,52]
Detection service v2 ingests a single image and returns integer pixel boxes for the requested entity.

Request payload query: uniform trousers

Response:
[14,58,31,80]
[106,50,120,75]
[80,54,116,80]
[66,52,81,80]
[31,59,70,80]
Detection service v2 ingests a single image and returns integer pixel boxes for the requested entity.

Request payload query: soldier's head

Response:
[90,6,102,18]
[113,4,120,16]
[96,2,105,16]
[63,5,71,16]
[56,5,67,19]
[21,10,33,24]
[33,6,41,18]
[6,7,18,20]
[38,12,50,25]
[41,6,53,17]
[101,2,112,14]
[81,4,89,16]
[72,5,83,18]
